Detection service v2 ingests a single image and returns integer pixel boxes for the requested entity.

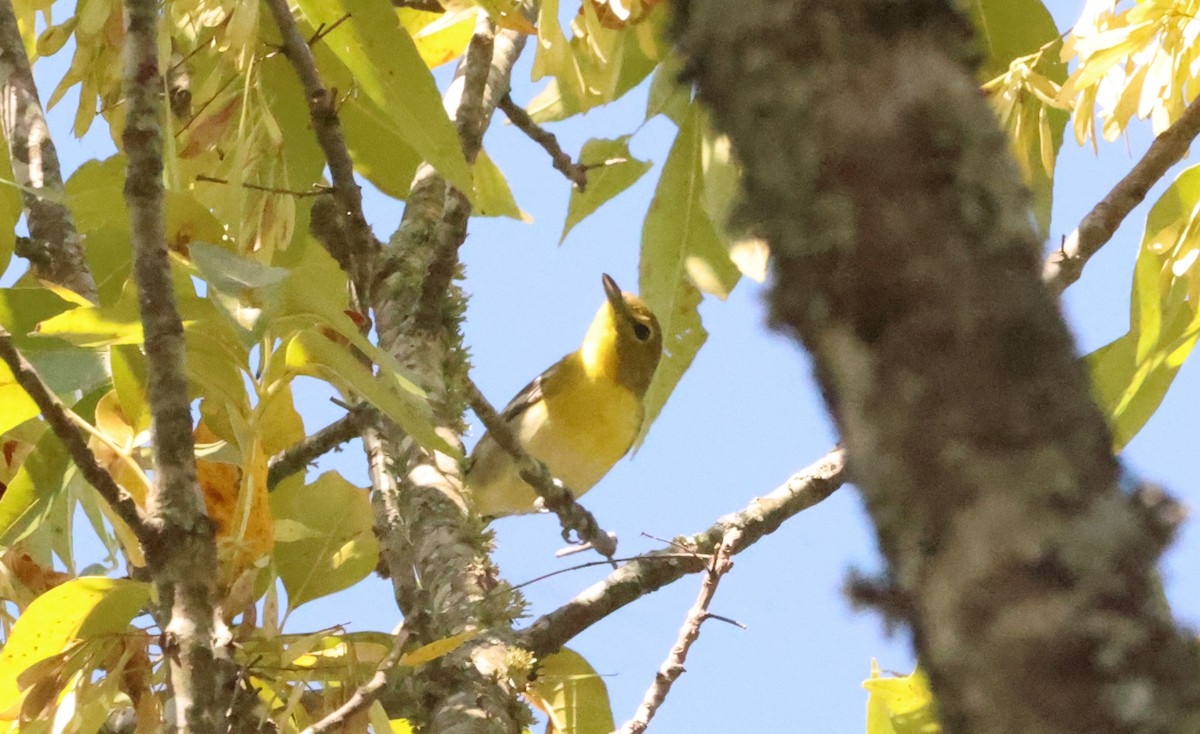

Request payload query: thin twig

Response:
[302,622,410,734]
[511,554,710,591]
[307,13,351,46]
[498,93,589,190]
[520,447,846,658]
[1044,93,1200,294]
[264,0,380,301]
[615,529,741,734]
[0,327,149,542]
[466,378,619,559]
[267,403,377,489]
[0,0,96,301]
[194,174,332,198]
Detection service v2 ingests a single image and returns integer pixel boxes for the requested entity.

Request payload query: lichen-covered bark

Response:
[672,1,1200,732]
[0,0,96,301]
[368,21,533,734]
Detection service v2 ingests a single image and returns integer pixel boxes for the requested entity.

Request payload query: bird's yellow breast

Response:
[467,354,644,518]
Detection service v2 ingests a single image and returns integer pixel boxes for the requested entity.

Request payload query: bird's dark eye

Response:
[633,322,651,341]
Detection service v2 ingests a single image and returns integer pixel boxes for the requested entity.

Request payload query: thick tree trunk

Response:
[673,1,1200,732]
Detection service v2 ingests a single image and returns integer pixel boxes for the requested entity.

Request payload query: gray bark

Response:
[672,1,1200,732]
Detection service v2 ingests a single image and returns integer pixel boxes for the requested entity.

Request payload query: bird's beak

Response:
[602,273,630,317]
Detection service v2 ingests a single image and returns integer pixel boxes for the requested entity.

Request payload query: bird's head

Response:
[581,273,662,396]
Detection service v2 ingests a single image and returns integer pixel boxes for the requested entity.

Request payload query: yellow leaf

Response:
[399,631,477,667]
[0,578,150,720]
[527,648,614,734]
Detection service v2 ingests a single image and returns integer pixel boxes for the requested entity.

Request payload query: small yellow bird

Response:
[467,274,662,518]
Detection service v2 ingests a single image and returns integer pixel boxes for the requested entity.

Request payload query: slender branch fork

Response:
[1043,91,1200,294]
[266,402,377,488]
[614,529,742,734]
[466,378,619,558]
[520,448,846,659]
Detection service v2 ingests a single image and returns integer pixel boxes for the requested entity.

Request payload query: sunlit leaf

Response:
[399,631,477,667]
[271,471,379,608]
[561,136,651,243]
[863,661,941,734]
[527,648,614,734]
[295,0,472,195]
[0,577,150,720]
[636,106,738,446]
[399,7,476,69]
[1087,323,1197,453]
[473,149,526,221]
[0,428,70,546]
[284,330,452,457]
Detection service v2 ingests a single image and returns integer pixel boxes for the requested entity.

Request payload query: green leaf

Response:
[0,143,21,279]
[340,95,423,201]
[1133,164,1200,363]
[0,428,70,545]
[561,136,651,244]
[473,149,526,220]
[0,577,150,719]
[0,288,79,335]
[969,0,1062,82]
[636,106,739,446]
[529,648,615,734]
[863,661,941,734]
[110,344,149,435]
[971,0,1066,237]
[284,330,454,457]
[188,242,290,344]
[271,471,380,609]
[295,0,472,195]
[1087,320,1199,452]
[645,54,690,124]
[65,155,127,234]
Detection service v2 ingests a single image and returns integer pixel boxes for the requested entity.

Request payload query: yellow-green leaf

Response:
[399,631,477,667]
[863,661,941,734]
[528,648,614,734]
[284,330,452,457]
[0,577,150,720]
[0,429,70,546]
[295,0,472,195]
[636,105,739,446]
[561,136,651,244]
[270,471,380,609]
[474,149,526,220]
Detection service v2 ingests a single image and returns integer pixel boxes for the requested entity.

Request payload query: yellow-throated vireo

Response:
[467,274,662,517]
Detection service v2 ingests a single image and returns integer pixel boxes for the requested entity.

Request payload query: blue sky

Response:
[13,0,1200,730]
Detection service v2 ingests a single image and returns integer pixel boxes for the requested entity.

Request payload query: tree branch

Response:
[1043,92,1200,294]
[615,528,740,734]
[266,402,376,489]
[264,0,381,300]
[673,0,1200,730]
[466,379,617,558]
[0,0,96,301]
[365,16,533,734]
[498,93,589,190]
[0,327,149,541]
[303,622,410,734]
[520,448,845,659]
[122,2,228,730]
